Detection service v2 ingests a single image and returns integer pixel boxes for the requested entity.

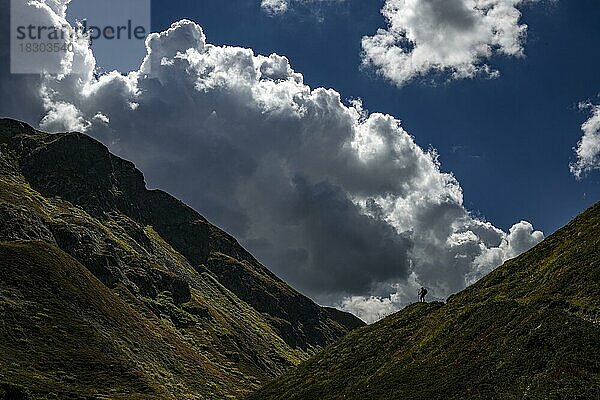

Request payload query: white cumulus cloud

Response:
[340,295,402,324]
[362,0,530,86]
[261,0,290,15]
[571,102,600,178]
[0,0,544,323]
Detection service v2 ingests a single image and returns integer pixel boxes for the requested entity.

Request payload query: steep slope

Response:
[0,241,229,399]
[0,118,364,399]
[250,202,600,400]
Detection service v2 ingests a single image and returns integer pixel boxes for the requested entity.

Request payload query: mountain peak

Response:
[0,118,36,142]
[0,120,364,398]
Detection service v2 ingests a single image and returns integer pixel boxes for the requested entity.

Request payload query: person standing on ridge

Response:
[418,287,428,303]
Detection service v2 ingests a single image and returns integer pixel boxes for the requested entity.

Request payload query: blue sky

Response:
[152,0,600,235]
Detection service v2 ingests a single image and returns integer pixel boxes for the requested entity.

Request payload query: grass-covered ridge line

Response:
[249,202,600,400]
[0,118,364,399]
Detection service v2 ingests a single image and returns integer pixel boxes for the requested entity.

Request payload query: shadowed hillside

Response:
[0,118,364,399]
[250,202,600,400]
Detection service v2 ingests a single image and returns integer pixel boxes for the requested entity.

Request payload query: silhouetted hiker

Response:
[418,287,428,303]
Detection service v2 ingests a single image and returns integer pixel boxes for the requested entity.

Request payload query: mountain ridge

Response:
[0,118,363,399]
[249,201,600,399]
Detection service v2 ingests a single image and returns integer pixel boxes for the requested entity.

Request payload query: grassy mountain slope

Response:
[250,202,600,400]
[0,118,364,399]
[0,241,229,399]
